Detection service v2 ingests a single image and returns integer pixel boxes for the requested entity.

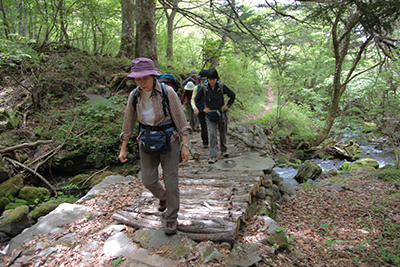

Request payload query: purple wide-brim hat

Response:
[127,57,160,79]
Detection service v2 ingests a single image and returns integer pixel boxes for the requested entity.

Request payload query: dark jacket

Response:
[195,81,235,112]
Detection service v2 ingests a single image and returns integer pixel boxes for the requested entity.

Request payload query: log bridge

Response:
[113,130,273,242]
[113,166,268,243]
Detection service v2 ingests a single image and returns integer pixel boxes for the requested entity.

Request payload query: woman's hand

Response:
[181,146,190,162]
[194,107,199,116]
[119,150,128,163]
[119,140,128,163]
[203,107,210,113]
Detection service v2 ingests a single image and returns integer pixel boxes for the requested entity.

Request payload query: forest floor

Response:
[250,172,400,267]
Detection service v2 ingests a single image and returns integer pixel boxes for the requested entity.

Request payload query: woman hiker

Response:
[118,57,192,235]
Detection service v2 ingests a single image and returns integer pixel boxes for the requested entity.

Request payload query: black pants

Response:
[198,112,209,145]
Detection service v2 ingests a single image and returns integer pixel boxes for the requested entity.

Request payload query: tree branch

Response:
[5,157,58,197]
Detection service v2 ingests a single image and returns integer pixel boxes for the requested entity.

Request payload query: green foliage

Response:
[217,57,267,121]
[113,258,123,266]
[251,102,320,141]
[374,166,400,187]
[0,36,38,67]
[4,109,20,129]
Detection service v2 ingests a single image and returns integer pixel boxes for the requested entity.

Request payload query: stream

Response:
[274,138,398,187]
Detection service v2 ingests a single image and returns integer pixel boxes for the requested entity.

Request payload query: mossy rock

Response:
[293,160,322,183]
[0,174,24,198]
[68,174,90,186]
[261,232,288,250]
[274,153,290,164]
[318,152,326,160]
[0,205,31,237]
[29,200,60,222]
[90,171,114,186]
[351,158,379,173]
[18,186,51,205]
[0,197,10,214]
[5,202,24,210]
[339,162,352,172]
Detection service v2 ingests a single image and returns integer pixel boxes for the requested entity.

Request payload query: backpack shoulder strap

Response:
[203,83,208,108]
[217,80,225,97]
[132,86,140,111]
[160,82,170,117]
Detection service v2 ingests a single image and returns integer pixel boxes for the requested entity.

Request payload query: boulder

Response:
[28,200,60,222]
[0,205,31,237]
[351,158,379,172]
[293,160,322,183]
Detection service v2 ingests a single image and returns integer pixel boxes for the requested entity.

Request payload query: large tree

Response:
[160,0,180,60]
[135,0,158,65]
[117,0,135,58]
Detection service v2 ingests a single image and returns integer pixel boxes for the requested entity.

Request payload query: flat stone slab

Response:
[210,153,275,172]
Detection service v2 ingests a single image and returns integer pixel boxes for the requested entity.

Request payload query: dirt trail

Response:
[233,84,274,123]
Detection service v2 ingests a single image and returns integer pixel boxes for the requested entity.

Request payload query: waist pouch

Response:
[140,121,176,154]
[207,110,222,122]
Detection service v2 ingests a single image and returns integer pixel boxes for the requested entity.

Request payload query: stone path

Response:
[1,128,292,267]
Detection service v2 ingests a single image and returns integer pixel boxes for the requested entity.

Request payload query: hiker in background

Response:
[181,69,199,88]
[192,69,209,148]
[181,81,200,132]
[195,68,235,164]
[118,57,192,235]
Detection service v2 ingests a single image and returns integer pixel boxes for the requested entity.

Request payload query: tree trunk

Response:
[117,0,135,59]
[135,0,158,66]
[163,0,179,60]
[0,0,10,39]
[59,0,69,45]
[314,13,373,146]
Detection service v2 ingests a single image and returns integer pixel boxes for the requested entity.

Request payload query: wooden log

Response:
[230,193,252,204]
[179,232,235,243]
[113,211,161,229]
[114,211,238,242]
[178,218,236,234]
[187,139,199,160]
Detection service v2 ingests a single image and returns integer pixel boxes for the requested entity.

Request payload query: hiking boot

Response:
[158,199,167,212]
[223,153,229,158]
[203,144,209,149]
[165,221,177,235]
[208,157,218,164]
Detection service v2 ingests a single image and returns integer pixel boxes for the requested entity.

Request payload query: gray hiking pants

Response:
[206,113,228,158]
[139,139,180,222]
